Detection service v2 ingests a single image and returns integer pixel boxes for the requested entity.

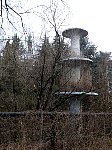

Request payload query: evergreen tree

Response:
[0,34,25,111]
[92,51,111,112]
[80,37,97,59]
[32,35,70,111]
[80,36,111,112]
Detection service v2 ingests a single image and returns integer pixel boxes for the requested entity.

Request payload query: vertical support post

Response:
[50,113,56,150]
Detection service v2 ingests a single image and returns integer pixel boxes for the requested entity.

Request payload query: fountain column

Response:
[59,28,98,113]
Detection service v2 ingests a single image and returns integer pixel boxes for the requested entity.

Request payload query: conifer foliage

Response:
[0,34,111,112]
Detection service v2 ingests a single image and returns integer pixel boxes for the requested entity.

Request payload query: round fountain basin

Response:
[62,57,93,63]
[62,28,88,38]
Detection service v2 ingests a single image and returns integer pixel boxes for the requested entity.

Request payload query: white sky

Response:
[66,0,112,53]
[1,0,112,53]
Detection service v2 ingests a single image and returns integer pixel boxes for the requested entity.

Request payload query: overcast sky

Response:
[24,0,112,53]
[67,0,112,53]
[1,0,112,53]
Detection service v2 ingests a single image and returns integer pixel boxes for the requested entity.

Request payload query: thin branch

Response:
[6,8,17,31]
[6,4,24,28]
[19,5,47,15]
[0,0,2,16]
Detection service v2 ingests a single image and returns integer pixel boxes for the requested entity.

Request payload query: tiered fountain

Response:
[60,28,98,113]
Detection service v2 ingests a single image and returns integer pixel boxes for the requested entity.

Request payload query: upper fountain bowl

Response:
[62,28,88,38]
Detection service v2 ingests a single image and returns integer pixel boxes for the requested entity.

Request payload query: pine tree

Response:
[80,37,97,59]
[0,34,25,111]
[32,35,70,111]
[92,51,111,112]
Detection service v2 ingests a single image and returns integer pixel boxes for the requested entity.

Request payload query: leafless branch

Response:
[0,0,2,16]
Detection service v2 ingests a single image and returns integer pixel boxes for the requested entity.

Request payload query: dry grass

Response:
[0,112,112,149]
[0,138,112,150]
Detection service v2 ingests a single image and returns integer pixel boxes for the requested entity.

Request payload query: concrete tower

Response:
[60,28,98,113]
